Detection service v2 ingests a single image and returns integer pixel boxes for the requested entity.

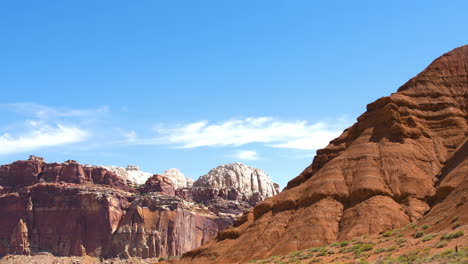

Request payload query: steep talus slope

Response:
[176,46,468,263]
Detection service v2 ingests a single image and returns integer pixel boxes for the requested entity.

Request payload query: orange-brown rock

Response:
[106,193,223,259]
[0,157,129,190]
[175,46,468,263]
[0,159,256,259]
[139,174,176,196]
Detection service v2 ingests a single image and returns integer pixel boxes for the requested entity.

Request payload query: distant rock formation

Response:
[191,163,280,206]
[139,174,176,196]
[0,157,280,259]
[98,165,152,185]
[162,168,194,189]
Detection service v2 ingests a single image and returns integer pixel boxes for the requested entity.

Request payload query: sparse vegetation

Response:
[414,231,424,238]
[396,238,407,245]
[382,231,392,237]
[421,224,429,230]
[453,221,461,229]
[435,240,448,248]
[441,230,464,241]
[245,232,466,264]
[422,234,436,242]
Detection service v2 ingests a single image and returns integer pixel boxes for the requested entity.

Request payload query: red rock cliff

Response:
[176,46,468,263]
[0,158,271,259]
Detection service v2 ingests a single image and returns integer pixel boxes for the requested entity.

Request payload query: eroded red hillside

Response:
[175,45,468,264]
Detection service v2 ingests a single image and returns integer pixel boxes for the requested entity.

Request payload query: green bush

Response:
[422,234,436,242]
[435,240,448,248]
[386,246,397,252]
[451,216,459,223]
[382,230,393,237]
[453,221,461,229]
[358,244,374,252]
[374,247,386,254]
[441,230,464,240]
[396,238,407,244]
[414,231,424,238]
[421,224,430,230]
[340,241,349,247]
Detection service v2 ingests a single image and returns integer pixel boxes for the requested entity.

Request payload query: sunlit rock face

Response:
[192,163,280,206]
[173,45,468,264]
[162,168,194,189]
[98,165,152,185]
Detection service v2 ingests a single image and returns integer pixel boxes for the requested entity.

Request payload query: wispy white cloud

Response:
[134,117,349,150]
[0,103,106,155]
[123,130,138,143]
[4,102,109,119]
[0,123,88,155]
[233,150,260,160]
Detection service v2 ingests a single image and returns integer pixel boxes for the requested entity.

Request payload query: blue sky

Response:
[1,1,467,188]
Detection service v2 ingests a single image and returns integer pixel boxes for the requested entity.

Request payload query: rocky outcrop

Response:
[0,158,128,190]
[139,174,176,196]
[162,168,193,189]
[7,219,30,255]
[98,165,152,185]
[106,193,224,259]
[176,46,468,264]
[191,163,280,206]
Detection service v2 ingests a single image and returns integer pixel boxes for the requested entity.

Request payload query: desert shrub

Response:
[359,244,374,252]
[453,221,461,229]
[382,230,393,237]
[374,247,386,254]
[330,242,340,247]
[422,224,430,230]
[448,230,464,239]
[396,237,407,244]
[435,240,448,248]
[441,230,464,241]
[422,234,437,242]
[340,241,349,247]
[386,246,397,252]
[307,247,321,252]
[414,231,424,238]
[451,216,459,223]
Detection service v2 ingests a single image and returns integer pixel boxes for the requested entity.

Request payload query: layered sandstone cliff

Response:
[176,46,468,263]
[0,157,279,259]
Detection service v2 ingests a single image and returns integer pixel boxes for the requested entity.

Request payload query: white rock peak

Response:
[194,162,280,199]
[99,165,152,185]
[162,168,194,189]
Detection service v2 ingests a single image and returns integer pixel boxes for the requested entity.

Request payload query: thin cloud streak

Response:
[0,124,88,155]
[234,150,260,160]
[4,103,109,119]
[132,117,349,151]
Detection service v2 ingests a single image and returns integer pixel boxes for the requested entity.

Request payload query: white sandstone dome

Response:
[162,168,194,189]
[193,162,280,199]
[99,165,152,185]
